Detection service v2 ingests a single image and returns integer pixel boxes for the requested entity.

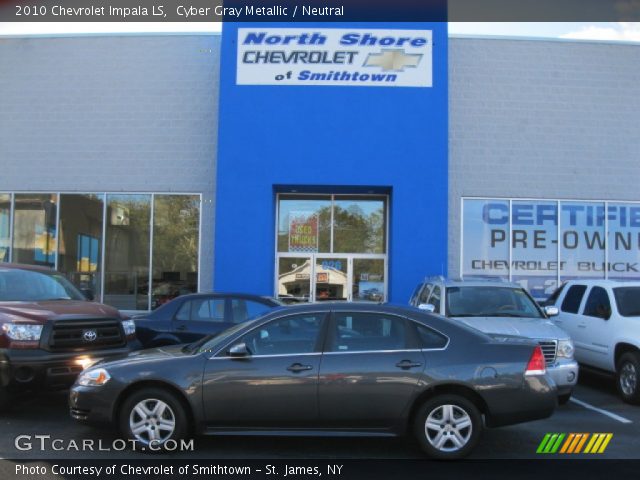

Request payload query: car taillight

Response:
[525,346,546,376]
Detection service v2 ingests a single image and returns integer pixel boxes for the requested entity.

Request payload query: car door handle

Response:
[578,324,587,329]
[396,360,422,369]
[176,325,188,331]
[286,363,313,373]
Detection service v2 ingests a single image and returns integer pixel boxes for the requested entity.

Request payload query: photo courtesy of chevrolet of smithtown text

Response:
[1,0,640,479]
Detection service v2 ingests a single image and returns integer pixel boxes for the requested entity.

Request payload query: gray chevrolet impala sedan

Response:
[70,303,556,459]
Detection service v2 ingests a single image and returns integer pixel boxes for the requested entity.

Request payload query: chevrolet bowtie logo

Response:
[363,49,423,72]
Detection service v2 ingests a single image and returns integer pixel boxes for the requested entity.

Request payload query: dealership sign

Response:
[288,211,319,252]
[236,28,433,87]
[462,199,640,299]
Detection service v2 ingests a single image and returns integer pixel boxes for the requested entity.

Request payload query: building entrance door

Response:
[276,254,386,303]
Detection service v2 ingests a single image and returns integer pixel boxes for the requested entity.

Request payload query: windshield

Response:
[613,287,640,317]
[0,268,85,302]
[447,286,543,319]
[196,321,254,354]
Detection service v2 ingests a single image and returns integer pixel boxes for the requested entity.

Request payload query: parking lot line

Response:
[569,397,633,424]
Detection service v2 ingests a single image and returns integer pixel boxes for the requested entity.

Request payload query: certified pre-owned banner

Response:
[236,28,433,87]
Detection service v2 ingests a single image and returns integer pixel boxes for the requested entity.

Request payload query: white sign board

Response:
[237,28,433,87]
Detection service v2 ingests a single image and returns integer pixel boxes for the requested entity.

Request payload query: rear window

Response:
[561,285,587,314]
[614,287,640,317]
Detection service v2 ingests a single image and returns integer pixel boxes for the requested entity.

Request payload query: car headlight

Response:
[1,323,43,341]
[122,320,136,337]
[558,339,574,359]
[77,368,111,387]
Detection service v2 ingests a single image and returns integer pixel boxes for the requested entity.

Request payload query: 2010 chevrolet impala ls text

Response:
[69,303,557,459]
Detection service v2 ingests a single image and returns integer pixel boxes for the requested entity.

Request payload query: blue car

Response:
[134,293,284,348]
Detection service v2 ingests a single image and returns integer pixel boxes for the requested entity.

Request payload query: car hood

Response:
[452,316,569,340]
[0,301,121,324]
[95,344,191,369]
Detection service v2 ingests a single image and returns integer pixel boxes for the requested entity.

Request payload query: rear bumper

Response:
[0,344,136,391]
[484,374,557,428]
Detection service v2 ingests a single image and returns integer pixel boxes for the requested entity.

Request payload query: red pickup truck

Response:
[0,263,138,409]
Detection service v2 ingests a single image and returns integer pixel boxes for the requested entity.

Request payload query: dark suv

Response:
[0,264,138,409]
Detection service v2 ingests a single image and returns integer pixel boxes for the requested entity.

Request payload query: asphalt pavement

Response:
[0,370,638,460]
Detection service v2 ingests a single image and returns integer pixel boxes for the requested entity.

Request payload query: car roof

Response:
[175,292,281,302]
[0,263,55,273]
[563,279,640,287]
[419,277,523,289]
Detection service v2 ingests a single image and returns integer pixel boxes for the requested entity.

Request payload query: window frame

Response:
[561,284,588,314]
[582,286,612,320]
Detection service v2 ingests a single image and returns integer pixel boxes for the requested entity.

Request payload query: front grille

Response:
[48,320,125,352]
[538,340,557,365]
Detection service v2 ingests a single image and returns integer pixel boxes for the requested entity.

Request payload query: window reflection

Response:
[0,194,10,262]
[12,194,57,267]
[152,195,200,309]
[333,197,386,254]
[58,194,104,300]
[277,196,331,253]
[104,194,151,310]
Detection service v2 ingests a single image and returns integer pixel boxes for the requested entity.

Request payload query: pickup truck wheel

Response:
[119,388,189,452]
[617,352,640,405]
[414,394,481,460]
[558,393,572,405]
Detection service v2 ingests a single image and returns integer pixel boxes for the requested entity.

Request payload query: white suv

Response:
[545,279,640,404]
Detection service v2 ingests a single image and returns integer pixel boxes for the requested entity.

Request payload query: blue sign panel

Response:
[214,22,449,302]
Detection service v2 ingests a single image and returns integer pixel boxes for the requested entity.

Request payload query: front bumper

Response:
[547,358,579,395]
[0,344,136,391]
[69,383,121,424]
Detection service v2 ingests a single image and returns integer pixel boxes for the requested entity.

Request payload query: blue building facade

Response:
[214,22,448,303]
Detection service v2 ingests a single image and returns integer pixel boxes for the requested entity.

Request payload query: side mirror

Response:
[544,306,559,317]
[81,289,95,301]
[228,342,251,357]
[418,303,436,313]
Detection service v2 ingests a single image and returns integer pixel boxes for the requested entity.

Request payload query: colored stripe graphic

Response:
[537,433,565,453]
[539,433,613,454]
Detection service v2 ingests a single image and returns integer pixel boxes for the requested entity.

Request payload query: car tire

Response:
[557,393,572,405]
[616,352,640,405]
[413,394,482,460]
[119,387,190,452]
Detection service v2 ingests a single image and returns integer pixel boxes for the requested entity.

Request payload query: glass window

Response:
[278,196,331,253]
[192,298,226,322]
[0,194,10,262]
[462,199,509,280]
[240,314,324,356]
[561,285,587,314]
[418,283,433,304]
[12,194,57,267]
[414,324,448,349]
[543,283,566,306]
[583,287,611,319]
[151,195,200,309]
[330,312,406,352]
[231,299,273,323]
[176,298,226,322]
[353,258,385,302]
[104,194,151,310]
[560,202,606,281]
[445,286,542,318]
[614,287,640,317]
[333,196,386,254]
[427,286,441,311]
[58,194,104,300]
[0,267,84,301]
[511,200,559,299]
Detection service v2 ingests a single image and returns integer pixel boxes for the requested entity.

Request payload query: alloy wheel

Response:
[424,404,473,452]
[129,398,176,445]
[620,363,637,396]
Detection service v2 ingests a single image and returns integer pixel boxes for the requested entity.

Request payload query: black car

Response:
[70,303,557,459]
[133,293,283,348]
